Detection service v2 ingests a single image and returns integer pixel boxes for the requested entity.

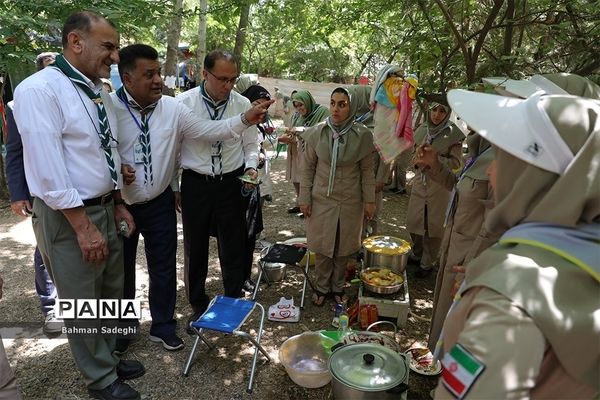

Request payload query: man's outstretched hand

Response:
[244,99,275,125]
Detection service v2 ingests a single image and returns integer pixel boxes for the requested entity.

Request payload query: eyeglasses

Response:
[206,69,239,86]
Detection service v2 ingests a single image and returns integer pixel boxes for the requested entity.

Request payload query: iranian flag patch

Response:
[441,343,485,399]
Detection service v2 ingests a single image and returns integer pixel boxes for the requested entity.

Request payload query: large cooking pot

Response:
[263,262,287,282]
[362,235,411,274]
[328,342,409,400]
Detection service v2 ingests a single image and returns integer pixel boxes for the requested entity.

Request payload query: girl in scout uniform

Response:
[299,87,376,306]
[279,90,329,215]
[406,97,464,277]
[434,90,599,399]
[414,130,497,352]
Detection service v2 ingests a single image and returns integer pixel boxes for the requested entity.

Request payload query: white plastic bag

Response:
[268,297,300,323]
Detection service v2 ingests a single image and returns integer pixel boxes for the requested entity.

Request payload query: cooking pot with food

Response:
[328,342,409,399]
[361,267,404,295]
[362,236,410,274]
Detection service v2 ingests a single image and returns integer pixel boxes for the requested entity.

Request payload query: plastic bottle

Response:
[332,303,344,328]
[338,313,349,340]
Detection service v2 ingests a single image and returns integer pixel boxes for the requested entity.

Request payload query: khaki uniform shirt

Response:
[406,125,463,238]
[435,243,599,399]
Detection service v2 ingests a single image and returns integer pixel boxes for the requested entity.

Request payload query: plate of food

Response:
[405,347,442,376]
[342,332,399,352]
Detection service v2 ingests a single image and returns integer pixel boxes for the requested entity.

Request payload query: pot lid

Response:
[328,343,407,391]
[362,236,411,255]
[263,262,286,268]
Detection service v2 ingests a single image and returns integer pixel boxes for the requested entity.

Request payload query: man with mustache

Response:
[112,44,271,353]
[13,11,142,400]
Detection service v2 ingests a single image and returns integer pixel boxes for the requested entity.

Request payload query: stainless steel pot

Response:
[362,236,410,274]
[263,262,287,282]
[329,342,409,400]
[361,267,404,295]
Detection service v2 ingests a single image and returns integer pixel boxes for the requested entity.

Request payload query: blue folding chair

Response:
[183,296,271,393]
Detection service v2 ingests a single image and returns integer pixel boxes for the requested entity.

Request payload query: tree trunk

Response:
[233,2,251,66]
[354,53,373,83]
[196,0,208,77]
[502,0,515,57]
[515,0,527,48]
[0,74,8,200]
[163,0,184,97]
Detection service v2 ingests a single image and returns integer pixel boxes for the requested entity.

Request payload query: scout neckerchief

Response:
[443,145,492,227]
[325,117,354,196]
[51,54,118,187]
[116,86,158,185]
[200,81,229,176]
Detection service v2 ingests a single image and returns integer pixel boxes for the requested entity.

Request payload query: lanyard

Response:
[457,146,492,183]
[355,111,371,123]
[443,146,492,227]
[203,99,228,121]
[118,95,155,136]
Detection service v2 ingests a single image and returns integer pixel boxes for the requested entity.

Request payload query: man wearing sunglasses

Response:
[177,50,260,330]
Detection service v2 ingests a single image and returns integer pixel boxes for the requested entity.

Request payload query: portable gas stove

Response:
[358,270,410,328]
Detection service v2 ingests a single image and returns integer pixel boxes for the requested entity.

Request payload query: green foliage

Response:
[2,0,598,87]
[0,0,168,73]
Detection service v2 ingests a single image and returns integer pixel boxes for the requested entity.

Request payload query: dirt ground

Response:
[0,149,439,399]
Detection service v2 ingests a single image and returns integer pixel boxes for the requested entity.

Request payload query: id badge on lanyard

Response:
[134,142,145,164]
[211,143,221,157]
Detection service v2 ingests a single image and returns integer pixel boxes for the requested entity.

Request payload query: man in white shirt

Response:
[13,11,142,400]
[5,52,63,335]
[112,44,270,353]
[177,50,260,329]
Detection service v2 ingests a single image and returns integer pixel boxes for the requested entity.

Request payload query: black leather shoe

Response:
[116,360,145,380]
[287,206,301,213]
[88,379,140,400]
[242,279,256,293]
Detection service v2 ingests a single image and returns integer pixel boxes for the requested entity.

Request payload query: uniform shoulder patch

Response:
[440,343,485,399]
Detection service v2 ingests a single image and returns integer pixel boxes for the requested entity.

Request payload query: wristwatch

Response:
[241,112,251,126]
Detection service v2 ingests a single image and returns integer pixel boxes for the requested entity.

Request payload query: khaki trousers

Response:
[314,253,350,294]
[0,338,21,400]
[32,199,123,390]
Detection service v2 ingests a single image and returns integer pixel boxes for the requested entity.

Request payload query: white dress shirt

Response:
[13,64,122,210]
[177,87,259,174]
[112,89,249,204]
